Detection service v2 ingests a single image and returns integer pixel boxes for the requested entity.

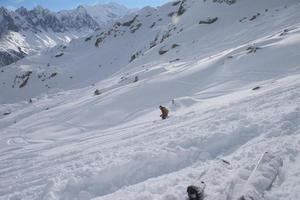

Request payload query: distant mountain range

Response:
[0,2,135,67]
[79,2,136,26]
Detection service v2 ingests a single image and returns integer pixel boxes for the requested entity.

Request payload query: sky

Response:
[0,0,169,11]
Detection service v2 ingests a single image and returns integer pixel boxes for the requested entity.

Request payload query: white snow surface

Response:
[0,30,84,53]
[81,2,136,26]
[0,0,300,200]
[236,152,284,200]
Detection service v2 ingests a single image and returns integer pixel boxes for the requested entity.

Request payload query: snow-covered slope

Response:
[0,3,133,67]
[0,0,300,199]
[81,2,136,26]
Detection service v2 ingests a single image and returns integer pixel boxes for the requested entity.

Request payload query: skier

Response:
[159,105,169,120]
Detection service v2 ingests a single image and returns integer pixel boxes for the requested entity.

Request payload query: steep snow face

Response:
[82,2,136,26]
[0,0,300,200]
[1,0,299,103]
[0,29,88,68]
[0,3,133,67]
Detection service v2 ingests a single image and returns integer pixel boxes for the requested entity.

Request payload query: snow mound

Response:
[238,152,283,200]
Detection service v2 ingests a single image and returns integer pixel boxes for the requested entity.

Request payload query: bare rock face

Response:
[0,50,26,67]
[0,7,19,36]
[212,0,237,5]
[12,6,99,33]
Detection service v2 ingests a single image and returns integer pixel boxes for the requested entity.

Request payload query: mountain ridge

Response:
[0,0,298,103]
[0,2,135,67]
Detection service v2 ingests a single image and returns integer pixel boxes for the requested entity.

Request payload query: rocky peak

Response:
[0,3,135,67]
[0,7,19,36]
[15,7,29,16]
[0,6,8,14]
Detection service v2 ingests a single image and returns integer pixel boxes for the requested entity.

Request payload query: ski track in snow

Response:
[0,75,299,200]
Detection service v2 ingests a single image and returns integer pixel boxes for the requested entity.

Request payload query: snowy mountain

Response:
[0,0,300,200]
[80,2,136,26]
[0,3,134,67]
